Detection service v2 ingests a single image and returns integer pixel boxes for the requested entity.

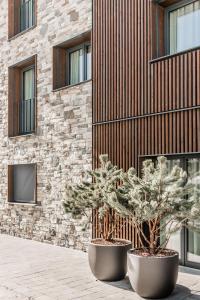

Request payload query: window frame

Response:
[67,42,91,86]
[8,55,37,138]
[8,0,36,39]
[165,0,200,55]
[8,163,37,205]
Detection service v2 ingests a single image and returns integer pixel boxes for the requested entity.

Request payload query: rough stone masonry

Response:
[0,0,92,251]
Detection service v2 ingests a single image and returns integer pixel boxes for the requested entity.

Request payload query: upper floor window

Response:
[53,31,91,91]
[68,44,91,85]
[8,0,36,39]
[20,0,35,32]
[8,56,36,137]
[167,0,200,54]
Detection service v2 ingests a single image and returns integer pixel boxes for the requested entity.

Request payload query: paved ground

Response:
[0,235,199,300]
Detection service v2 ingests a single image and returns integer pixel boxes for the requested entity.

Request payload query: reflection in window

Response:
[169,0,200,54]
[187,158,200,263]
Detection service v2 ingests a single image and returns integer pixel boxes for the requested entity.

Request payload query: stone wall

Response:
[0,0,92,251]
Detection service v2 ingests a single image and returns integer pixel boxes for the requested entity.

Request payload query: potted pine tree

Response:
[107,156,200,298]
[63,155,132,281]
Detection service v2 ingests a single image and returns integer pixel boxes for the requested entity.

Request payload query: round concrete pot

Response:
[88,239,132,281]
[127,249,179,299]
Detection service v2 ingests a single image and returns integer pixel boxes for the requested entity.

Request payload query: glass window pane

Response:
[23,68,34,101]
[69,49,83,85]
[187,158,200,263]
[20,0,34,31]
[86,45,92,80]
[162,159,182,254]
[13,165,36,203]
[169,0,200,54]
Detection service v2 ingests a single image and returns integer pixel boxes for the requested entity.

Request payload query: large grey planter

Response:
[88,239,132,281]
[128,249,179,299]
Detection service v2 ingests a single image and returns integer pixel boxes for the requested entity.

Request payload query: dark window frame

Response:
[8,55,37,138]
[139,152,200,270]
[165,0,200,55]
[67,42,91,86]
[8,163,37,204]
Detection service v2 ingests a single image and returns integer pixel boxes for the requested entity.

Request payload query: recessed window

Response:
[53,31,91,90]
[68,44,91,85]
[8,56,36,137]
[8,164,36,204]
[167,0,200,54]
[8,0,36,38]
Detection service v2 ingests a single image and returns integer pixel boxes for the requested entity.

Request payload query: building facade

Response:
[0,0,92,251]
[0,0,200,269]
[92,0,200,269]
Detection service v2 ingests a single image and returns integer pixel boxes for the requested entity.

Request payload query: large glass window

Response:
[143,154,200,269]
[169,0,200,54]
[68,44,91,85]
[20,0,35,32]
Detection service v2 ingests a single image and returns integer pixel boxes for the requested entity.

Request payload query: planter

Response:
[128,249,179,299]
[88,239,132,281]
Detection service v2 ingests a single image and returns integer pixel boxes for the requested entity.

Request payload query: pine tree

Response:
[63,154,122,240]
[107,156,200,254]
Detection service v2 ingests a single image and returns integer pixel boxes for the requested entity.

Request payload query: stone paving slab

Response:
[0,234,199,300]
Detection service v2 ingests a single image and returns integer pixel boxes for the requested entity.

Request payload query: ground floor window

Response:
[141,153,200,269]
[8,164,37,204]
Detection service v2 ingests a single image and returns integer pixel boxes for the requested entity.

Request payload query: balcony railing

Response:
[20,0,35,32]
[19,98,35,135]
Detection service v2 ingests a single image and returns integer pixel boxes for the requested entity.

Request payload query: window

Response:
[8,0,36,38]
[20,0,35,32]
[8,164,36,204]
[8,56,36,137]
[167,0,200,54]
[141,154,200,269]
[68,44,91,85]
[53,31,91,90]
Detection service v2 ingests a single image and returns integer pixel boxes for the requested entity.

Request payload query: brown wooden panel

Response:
[150,49,200,113]
[8,0,21,38]
[92,109,200,240]
[7,165,14,203]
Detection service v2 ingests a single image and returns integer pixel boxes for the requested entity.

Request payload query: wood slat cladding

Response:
[150,49,200,113]
[93,110,200,172]
[93,0,200,122]
[93,0,152,122]
[92,0,200,241]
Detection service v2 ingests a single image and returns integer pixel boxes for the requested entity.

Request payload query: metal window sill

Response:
[150,45,200,64]
[52,79,92,93]
[8,132,36,139]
